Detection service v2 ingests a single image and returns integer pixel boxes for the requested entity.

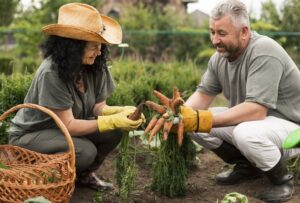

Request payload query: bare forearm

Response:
[212,102,267,127]
[185,91,215,110]
[51,108,99,136]
[66,119,98,136]
[93,101,107,116]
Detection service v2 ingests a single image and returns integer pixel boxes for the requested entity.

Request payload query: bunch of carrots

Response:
[127,88,195,197]
[144,86,185,145]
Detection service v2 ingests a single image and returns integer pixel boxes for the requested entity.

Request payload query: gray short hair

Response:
[211,0,250,30]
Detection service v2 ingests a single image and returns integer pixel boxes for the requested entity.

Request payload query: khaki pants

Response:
[9,129,122,173]
[189,107,300,171]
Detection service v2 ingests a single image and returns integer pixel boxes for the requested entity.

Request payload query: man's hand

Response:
[180,106,213,133]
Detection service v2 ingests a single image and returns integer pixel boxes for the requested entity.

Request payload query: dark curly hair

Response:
[41,35,109,82]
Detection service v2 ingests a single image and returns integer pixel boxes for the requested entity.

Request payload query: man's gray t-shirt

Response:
[9,57,115,135]
[198,32,300,123]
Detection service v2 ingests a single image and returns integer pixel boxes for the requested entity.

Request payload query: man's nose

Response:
[211,34,221,45]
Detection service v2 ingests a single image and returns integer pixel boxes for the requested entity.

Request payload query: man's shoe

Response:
[216,162,263,185]
[258,179,293,203]
[258,158,294,202]
[211,142,263,185]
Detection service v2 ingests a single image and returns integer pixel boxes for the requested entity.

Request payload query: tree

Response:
[0,0,20,26]
[38,0,101,24]
[260,0,281,26]
[281,0,300,47]
[119,3,201,61]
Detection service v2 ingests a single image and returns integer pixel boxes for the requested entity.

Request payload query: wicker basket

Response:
[0,103,76,203]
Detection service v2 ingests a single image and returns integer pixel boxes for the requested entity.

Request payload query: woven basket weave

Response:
[0,103,76,203]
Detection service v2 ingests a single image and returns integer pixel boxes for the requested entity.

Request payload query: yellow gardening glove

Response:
[97,109,143,132]
[101,106,136,116]
[180,106,213,133]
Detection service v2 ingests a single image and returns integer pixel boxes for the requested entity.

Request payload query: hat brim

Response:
[42,15,122,45]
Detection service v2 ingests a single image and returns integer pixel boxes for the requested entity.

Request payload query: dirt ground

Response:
[70,146,300,203]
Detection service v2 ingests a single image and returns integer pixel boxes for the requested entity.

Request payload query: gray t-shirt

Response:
[198,32,300,123]
[9,57,115,135]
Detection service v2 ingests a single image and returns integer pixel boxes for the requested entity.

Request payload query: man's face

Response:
[209,15,245,61]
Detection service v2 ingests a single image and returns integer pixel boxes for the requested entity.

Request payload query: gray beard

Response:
[220,51,230,58]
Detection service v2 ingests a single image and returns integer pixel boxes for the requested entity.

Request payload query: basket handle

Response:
[0,103,75,169]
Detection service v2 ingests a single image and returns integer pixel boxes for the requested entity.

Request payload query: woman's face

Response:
[82,41,102,65]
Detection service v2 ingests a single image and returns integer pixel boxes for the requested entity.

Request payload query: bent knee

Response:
[75,141,97,172]
[233,122,265,148]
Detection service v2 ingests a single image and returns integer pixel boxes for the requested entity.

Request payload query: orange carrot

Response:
[169,97,184,114]
[145,101,166,114]
[144,116,158,135]
[163,120,173,141]
[128,103,144,120]
[172,97,184,109]
[153,90,171,107]
[148,117,165,143]
[177,119,184,146]
[172,86,181,101]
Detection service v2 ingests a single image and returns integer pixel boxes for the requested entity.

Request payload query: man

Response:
[178,0,300,202]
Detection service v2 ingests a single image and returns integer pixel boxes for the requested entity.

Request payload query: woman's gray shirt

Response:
[9,57,115,136]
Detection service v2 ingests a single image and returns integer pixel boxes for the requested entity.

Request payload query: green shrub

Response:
[16,57,40,74]
[0,73,33,114]
[195,48,215,65]
[0,73,33,144]
[0,60,206,143]
[108,59,203,119]
[0,122,9,145]
[0,56,13,75]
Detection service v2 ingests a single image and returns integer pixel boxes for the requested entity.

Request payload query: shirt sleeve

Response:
[95,68,116,103]
[197,56,222,95]
[245,56,283,109]
[37,72,73,109]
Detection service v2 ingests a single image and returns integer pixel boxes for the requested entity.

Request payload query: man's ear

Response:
[241,26,249,40]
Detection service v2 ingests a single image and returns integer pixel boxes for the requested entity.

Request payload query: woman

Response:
[8,3,144,190]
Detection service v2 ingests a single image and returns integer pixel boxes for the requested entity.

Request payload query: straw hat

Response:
[42,3,122,44]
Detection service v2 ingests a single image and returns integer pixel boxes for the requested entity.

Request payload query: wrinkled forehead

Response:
[209,15,233,29]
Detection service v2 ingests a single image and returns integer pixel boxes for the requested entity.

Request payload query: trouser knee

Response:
[98,129,123,154]
[106,129,123,150]
[75,142,98,172]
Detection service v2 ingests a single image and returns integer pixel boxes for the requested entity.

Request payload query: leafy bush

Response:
[0,73,33,144]
[0,56,13,75]
[108,59,204,119]
[0,73,33,114]
[195,48,215,65]
[0,122,9,145]
[0,60,206,143]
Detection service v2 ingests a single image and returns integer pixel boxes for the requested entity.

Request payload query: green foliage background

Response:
[3,0,300,75]
[1,0,300,182]
[0,60,205,144]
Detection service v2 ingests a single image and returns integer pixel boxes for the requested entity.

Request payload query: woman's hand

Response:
[97,109,144,132]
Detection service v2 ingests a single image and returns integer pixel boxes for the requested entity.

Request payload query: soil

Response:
[70,144,300,203]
